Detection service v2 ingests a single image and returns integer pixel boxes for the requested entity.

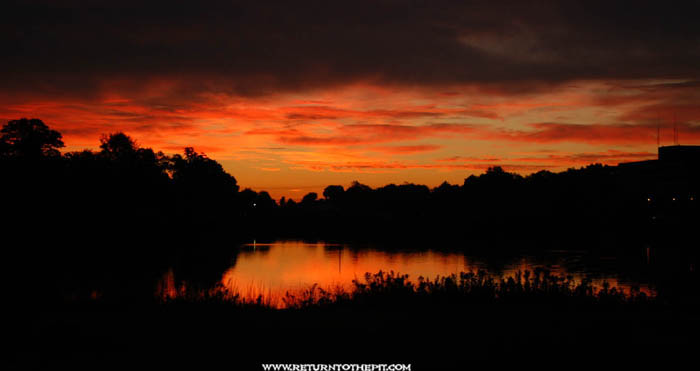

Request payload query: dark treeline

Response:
[3,118,699,244]
[278,166,696,244]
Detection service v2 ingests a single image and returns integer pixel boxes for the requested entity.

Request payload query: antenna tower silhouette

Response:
[657,116,660,148]
[673,113,679,145]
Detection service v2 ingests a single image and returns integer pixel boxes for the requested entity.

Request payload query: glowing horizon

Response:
[3,79,699,199]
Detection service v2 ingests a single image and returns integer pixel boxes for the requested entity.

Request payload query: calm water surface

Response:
[160,240,672,306]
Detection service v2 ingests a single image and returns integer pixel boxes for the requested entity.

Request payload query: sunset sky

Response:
[3,1,700,199]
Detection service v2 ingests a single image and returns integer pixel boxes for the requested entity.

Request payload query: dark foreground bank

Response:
[10,270,700,370]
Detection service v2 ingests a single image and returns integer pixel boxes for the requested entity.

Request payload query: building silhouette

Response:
[618,145,699,227]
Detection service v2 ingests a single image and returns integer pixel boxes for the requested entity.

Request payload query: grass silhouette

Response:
[156,269,655,311]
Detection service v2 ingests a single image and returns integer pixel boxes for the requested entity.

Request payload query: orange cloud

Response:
[485,122,700,145]
[2,80,699,199]
[371,145,443,154]
[269,124,478,146]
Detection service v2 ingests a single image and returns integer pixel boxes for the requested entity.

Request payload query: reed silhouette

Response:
[12,269,699,369]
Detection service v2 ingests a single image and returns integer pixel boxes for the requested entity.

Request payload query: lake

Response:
[157,240,693,307]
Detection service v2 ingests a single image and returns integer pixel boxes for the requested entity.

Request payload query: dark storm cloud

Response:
[3,0,700,99]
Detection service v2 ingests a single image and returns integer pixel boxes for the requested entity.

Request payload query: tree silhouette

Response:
[255,191,277,210]
[0,118,64,159]
[171,147,239,193]
[323,185,345,202]
[170,147,240,223]
[301,192,318,205]
[100,132,138,159]
[95,132,170,186]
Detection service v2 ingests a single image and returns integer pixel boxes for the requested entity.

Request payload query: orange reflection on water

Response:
[213,241,654,308]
